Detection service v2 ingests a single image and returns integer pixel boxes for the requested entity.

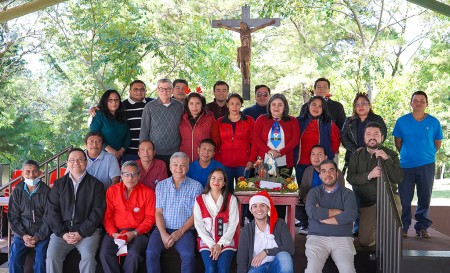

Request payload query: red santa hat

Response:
[249,190,278,234]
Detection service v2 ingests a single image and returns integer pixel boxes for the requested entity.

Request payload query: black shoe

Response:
[353,232,359,237]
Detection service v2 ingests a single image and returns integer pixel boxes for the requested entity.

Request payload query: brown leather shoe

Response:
[416,229,430,238]
[402,230,407,238]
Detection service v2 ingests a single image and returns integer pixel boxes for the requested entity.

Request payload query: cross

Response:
[212,5,280,100]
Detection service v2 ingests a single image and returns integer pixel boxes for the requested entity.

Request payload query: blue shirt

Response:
[393,113,443,168]
[156,176,203,229]
[311,170,322,189]
[24,181,41,197]
[186,159,225,188]
[85,150,121,189]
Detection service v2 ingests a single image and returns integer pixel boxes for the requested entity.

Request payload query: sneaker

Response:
[297,226,308,235]
[416,229,430,239]
[402,230,407,238]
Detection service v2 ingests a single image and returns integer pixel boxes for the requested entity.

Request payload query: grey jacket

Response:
[236,219,295,273]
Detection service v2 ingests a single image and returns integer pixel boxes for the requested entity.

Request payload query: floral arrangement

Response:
[235,176,298,193]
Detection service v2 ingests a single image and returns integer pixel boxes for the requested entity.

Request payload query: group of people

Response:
[8,76,443,273]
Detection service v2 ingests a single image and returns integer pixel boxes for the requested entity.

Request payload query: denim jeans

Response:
[200,249,235,273]
[399,163,435,231]
[248,252,293,273]
[9,235,50,273]
[146,228,195,273]
[224,166,248,193]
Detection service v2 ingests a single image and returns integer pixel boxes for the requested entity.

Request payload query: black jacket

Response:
[341,112,387,163]
[300,98,346,131]
[8,181,51,240]
[46,173,106,238]
[236,219,295,273]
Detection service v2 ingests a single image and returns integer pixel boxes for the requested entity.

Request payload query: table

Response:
[234,192,299,242]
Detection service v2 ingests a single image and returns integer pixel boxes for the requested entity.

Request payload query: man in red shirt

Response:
[99,161,156,273]
[137,140,168,190]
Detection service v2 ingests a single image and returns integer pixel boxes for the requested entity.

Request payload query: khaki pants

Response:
[359,195,402,247]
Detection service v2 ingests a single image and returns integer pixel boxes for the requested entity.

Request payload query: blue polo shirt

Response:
[85,150,121,189]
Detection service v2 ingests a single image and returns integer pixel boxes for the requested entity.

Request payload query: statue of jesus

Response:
[217,19,276,85]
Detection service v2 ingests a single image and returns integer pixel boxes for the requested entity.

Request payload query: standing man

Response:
[242,84,270,121]
[393,91,443,238]
[186,138,225,187]
[206,81,230,119]
[236,191,294,273]
[140,78,184,173]
[299,78,346,131]
[137,140,168,190]
[305,160,357,273]
[347,122,402,246]
[8,160,51,273]
[100,161,156,273]
[146,152,203,273]
[46,148,106,273]
[297,145,345,234]
[172,79,189,103]
[121,80,153,162]
[83,131,120,189]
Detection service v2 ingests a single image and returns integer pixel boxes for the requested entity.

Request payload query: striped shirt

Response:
[122,97,153,155]
[155,176,203,229]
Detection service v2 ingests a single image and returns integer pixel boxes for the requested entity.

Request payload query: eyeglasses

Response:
[68,158,86,163]
[256,92,269,97]
[107,99,120,103]
[158,87,172,92]
[354,102,369,107]
[121,172,139,178]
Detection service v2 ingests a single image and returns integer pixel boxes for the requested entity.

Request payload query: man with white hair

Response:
[236,191,294,273]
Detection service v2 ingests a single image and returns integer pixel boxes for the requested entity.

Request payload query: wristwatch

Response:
[264,249,269,255]
[132,230,138,237]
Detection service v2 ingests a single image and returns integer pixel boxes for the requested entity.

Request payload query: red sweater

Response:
[217,114,255,167]
[179,112,220,162]
[299,119,340,164]
[250,115,300,168]
[104,182,155,236]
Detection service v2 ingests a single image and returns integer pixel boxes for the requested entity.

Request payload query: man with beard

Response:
[347,122,402,246]
[206,81,230,120]
[305,160,357,273]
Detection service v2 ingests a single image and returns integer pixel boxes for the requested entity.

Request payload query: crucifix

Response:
[212,5,280,100]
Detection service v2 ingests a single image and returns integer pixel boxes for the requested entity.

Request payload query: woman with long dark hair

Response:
[341,92,387,173]
[90,89,130,160]
[179,92,220,162]
[295,96,340,182]
[194,168,239,273]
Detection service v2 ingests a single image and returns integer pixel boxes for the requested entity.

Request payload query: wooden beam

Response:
[0,0,67,23]
[407,0,450,17]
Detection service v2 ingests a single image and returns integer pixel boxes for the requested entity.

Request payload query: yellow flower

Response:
[237,181,248,188]
[287,183,298,191]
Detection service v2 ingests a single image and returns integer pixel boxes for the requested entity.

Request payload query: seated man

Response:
[305,160,358,273]
[146,152,203,273]
[347,122,402,245]
[186,138,225,187]
[100,161,156,273]
[46,148,106,273]
[297,144,345,234]
[8,160,51,273]
[137,140,168,190]
[84,131,120,189]
[237,191,294,273]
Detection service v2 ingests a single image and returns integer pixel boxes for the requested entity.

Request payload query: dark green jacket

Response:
[346,146,402,207]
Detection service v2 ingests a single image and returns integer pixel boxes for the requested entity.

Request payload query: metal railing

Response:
[376,158,403,273]
[0,146,73,192]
